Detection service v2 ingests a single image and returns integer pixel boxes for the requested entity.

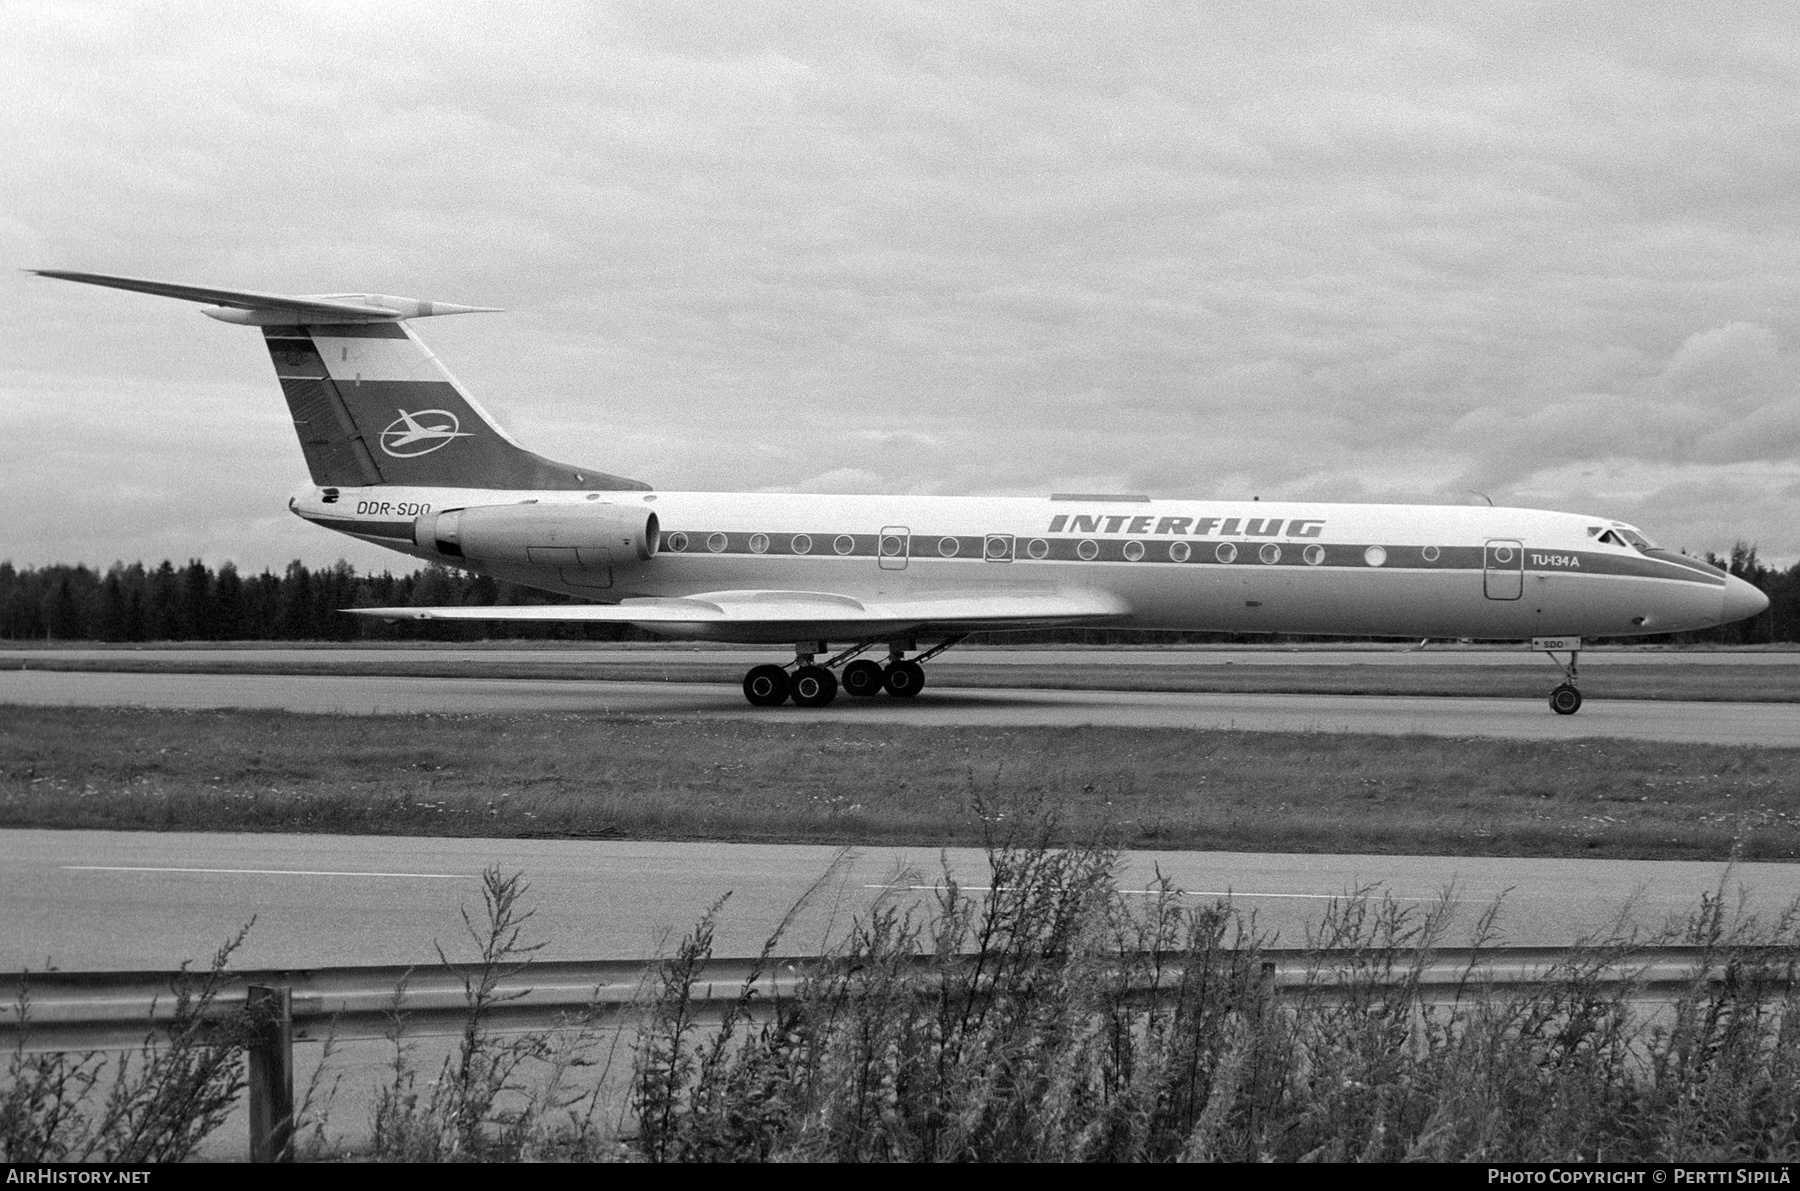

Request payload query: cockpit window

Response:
[1596,530,1627,547]
[1614,527,1657,552]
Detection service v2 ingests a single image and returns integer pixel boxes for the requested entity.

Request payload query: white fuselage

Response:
[294,486,1742,644]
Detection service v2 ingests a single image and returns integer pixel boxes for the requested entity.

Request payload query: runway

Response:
[2,667,1796,744]
[6,828,1798,972]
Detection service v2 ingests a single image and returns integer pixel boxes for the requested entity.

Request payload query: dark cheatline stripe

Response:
[1640,549,1728,585]
[648,533,1726,583]
[302,515,415,541]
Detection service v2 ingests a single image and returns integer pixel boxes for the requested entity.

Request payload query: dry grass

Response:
[3,707,1797,859]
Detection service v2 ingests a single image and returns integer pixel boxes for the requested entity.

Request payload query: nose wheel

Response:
[1540,642,1582,715]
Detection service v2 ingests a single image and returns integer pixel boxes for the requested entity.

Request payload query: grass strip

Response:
[5,655,1796,702]
[3,706,1797,860]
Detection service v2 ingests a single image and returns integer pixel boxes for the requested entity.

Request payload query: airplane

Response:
[33,270,1771,714]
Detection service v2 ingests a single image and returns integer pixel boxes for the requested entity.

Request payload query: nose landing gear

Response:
[1535,637,1583,715]
[1549,683,1582,715]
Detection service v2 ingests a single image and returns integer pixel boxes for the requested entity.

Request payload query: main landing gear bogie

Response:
[738,637,963,708]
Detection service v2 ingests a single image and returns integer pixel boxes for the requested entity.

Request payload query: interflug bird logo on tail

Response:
[379,409,472,457]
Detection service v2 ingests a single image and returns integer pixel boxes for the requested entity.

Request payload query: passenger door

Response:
[879,525,910,571]
[1483,539,1523,600]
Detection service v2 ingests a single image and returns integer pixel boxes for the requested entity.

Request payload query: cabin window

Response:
[834,535,856,555]
[1259,543,1282,565]
[749,533,769,554]
[666,531,689,552]
[1077,539,1100,560]
[1026,538,1050,559]
[1216,542,1238,563]
[1123,540,1145,562]
[1364,545,1387,567]
[938,536,960,557]
[1303,545,1325,566]
[1169,541,1191,563]
[706,533,728,553]
[1421,545,1440,562]
[791,534,812,554]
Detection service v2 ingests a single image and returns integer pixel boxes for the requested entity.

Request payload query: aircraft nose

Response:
[1721,575,1770,624]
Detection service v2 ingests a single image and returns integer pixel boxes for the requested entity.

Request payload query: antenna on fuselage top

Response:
[1468,490,1494,506]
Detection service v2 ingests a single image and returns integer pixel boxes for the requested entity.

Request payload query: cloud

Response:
[3,1,1799,570]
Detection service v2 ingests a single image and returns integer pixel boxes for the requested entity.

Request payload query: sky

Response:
[4,1,1799,575]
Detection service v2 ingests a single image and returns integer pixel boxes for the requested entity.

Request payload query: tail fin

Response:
[31,270,649,492]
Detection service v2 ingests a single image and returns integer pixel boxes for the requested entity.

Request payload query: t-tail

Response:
[31,270,648,492]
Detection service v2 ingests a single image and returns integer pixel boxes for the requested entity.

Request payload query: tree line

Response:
[1,544,1795,645]
[0,559,611,643]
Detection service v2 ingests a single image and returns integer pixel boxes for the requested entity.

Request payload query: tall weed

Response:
[2,926,254,1162]
[623,824,1800,1162]
[368,867,619,1161]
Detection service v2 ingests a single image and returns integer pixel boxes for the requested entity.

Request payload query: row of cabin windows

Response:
[659,533,1426,567]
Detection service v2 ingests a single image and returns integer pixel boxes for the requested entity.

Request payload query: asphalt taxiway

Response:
[2,668,1795,744]
[7,828,1798,971]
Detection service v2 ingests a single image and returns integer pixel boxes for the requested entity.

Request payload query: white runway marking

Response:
[865,883,1445,902]
[64,865,469,880]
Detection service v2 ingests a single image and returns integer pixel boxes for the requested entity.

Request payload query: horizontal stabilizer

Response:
[345,587,1130,637]
[30,270,500,325]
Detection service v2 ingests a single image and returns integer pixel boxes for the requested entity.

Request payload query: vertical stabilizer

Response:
[31,270,649,492]
[263,321,645,490]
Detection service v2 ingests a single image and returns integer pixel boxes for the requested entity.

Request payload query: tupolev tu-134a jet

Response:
[35,270,1769,713]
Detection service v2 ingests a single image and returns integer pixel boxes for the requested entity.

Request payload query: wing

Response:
[346,587,1130,641]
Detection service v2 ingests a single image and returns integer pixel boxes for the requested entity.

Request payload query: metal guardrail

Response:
[5,945,1795,1161]
[1,957,748,1052]
[8,945,1795,1052]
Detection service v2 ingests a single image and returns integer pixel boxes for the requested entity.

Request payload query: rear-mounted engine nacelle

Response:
[414,503,660,566]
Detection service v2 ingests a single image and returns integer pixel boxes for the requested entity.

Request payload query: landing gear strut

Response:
[735,635,967,707]
[1530,637,1584,715]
